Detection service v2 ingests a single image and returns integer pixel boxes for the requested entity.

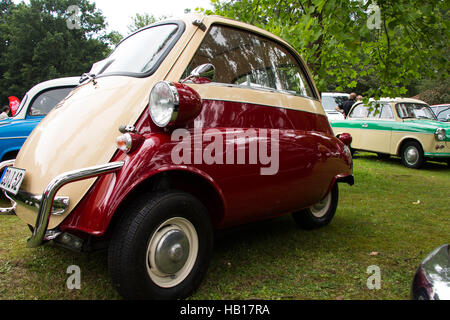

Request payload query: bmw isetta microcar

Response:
[0,15,354,299]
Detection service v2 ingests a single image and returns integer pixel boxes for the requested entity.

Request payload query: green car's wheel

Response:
[401,141,424,169]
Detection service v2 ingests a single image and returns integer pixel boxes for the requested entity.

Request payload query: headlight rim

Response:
[435,128,446,141]
[149,81,180,128]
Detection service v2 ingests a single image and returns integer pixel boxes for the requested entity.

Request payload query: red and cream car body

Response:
[0,15,353,299]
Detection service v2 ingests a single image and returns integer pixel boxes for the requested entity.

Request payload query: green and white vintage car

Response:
[331,98,450,169]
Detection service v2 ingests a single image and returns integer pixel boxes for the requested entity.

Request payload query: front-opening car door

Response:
[179,24,335,226]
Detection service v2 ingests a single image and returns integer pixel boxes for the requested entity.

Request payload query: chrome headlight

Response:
[435,128,446,141]
[149,81,179,127]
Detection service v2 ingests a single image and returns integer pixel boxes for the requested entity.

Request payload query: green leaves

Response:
[0,0,111,104]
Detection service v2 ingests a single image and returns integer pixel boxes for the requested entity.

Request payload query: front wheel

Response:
[292,183,339,230]
[108,190,213,300]
[401,141,424,169]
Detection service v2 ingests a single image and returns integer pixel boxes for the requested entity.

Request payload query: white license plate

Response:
[0,167,26,195]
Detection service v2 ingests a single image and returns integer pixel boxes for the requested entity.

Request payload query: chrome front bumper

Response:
[0,160,124,248]
[0,160,15,214]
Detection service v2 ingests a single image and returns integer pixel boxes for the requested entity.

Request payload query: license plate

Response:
[0,167,26,195]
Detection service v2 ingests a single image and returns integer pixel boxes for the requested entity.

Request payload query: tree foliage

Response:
[127,13,165,33]
[0,0,114,104]
[207,0,449,99]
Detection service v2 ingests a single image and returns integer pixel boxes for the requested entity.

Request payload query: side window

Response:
[380,105,394,119]
[368,103,380,119]
[183,25,314,98]
[28,87,74,116]
[349,104,368,118]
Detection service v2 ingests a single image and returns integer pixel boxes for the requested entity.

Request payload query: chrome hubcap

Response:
[310,192,332,218]
[155,229,189,275]
[146,217,198,288]
[405,147,419,165]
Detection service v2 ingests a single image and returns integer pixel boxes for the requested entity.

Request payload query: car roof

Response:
[322,92,350,97]
[14,77,80,120]
[368,97,429,104]
[26,77,80,96]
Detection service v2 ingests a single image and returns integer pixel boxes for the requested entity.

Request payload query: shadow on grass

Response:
[212,213,363,261]
[353,152,449,172]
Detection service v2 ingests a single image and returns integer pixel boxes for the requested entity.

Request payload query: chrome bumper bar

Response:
[0,160,124,248]
[0,160,15,214]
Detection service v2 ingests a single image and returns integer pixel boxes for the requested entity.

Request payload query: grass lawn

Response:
[0,153,449,300]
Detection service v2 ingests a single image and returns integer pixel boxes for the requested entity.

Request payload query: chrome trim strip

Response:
[27,161,124,248]
[0,159,14,171]
[0,137,28,140]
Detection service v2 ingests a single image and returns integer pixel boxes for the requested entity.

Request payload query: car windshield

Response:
[322,95,349,111]
[97,23,180,76]
[433,106,450,122]
[396,103,437,120]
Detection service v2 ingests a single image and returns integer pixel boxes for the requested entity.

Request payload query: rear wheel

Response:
[108,190,213,300]
[401,141,424,169]
[292,184,339,230]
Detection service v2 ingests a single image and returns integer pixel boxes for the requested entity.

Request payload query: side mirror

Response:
[191,63,215,80]
[182,63,215,84]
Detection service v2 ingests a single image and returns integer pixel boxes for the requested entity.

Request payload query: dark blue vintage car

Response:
[0,77,79,161]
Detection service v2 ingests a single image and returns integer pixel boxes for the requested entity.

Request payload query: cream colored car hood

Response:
[14,76,152,228]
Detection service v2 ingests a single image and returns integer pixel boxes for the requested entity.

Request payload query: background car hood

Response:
[0,118,42,137]
[401,120,450,141]
[13,75,155,229]
[403,119,450,128]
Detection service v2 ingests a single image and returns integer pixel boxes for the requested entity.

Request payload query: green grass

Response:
[0,153,449,300]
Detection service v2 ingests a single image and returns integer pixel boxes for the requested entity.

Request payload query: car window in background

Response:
[28,87,74,117]
[321,96,349,111]
[183,25,314,98]
[380,105,394,119]
[367,103,393,119]
[396,103,437,120]
[349,104,368,118]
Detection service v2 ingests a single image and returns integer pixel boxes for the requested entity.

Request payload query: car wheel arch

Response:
[1,149,19,162]
[396,137,424,157]
[108,169,226,235]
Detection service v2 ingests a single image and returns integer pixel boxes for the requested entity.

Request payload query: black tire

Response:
[292,183,339,230]
[108,190,213,300]
[401,141,424,169]
[377,153,390,160]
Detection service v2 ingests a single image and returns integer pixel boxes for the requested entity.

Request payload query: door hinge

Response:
[193,19,207,31]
